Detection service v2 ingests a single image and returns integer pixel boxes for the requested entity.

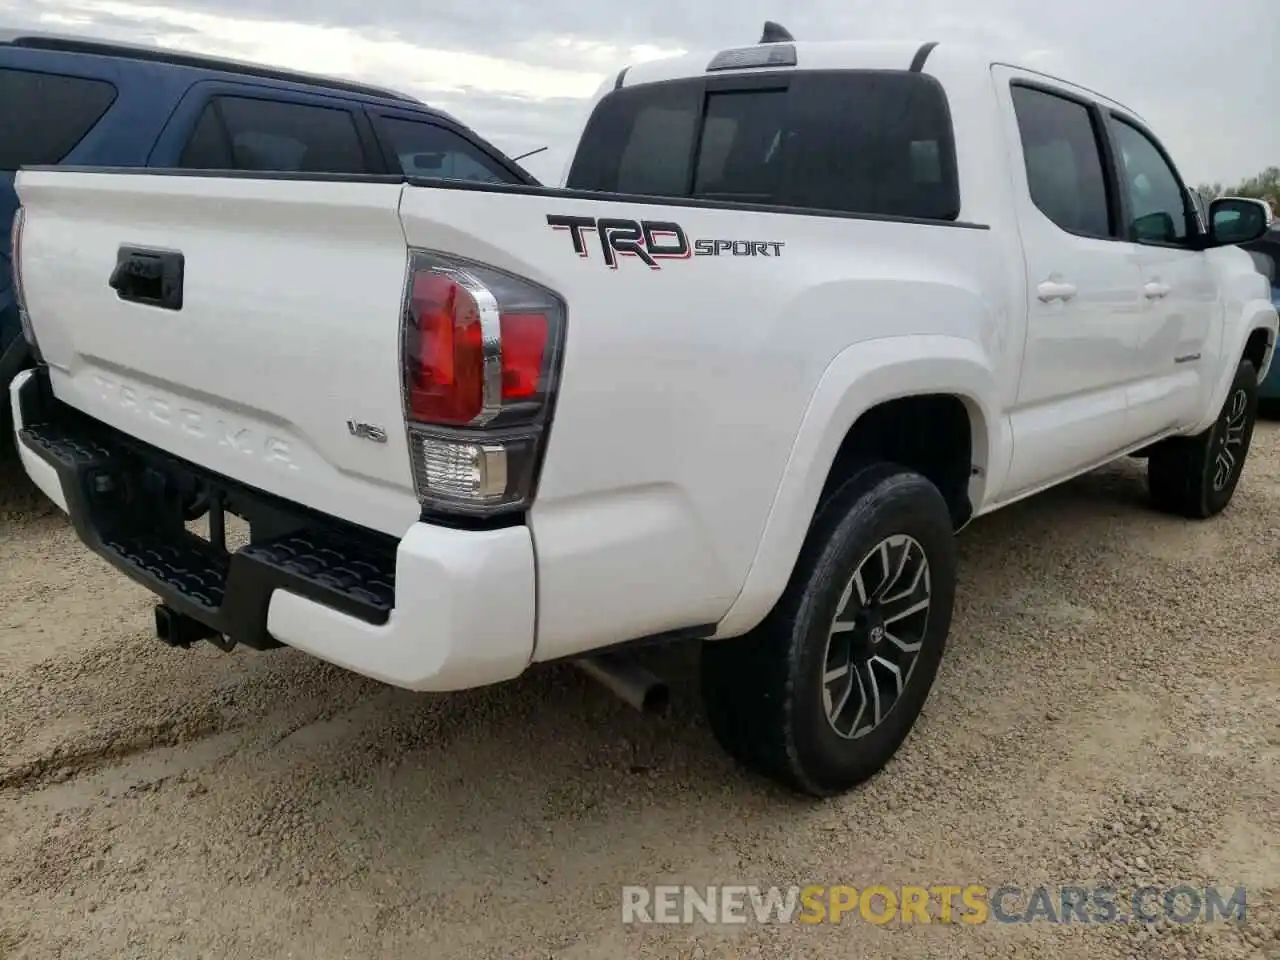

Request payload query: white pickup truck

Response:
[9,27,1277,796]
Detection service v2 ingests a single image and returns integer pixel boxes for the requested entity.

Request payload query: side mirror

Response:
[1208,196,1272,246]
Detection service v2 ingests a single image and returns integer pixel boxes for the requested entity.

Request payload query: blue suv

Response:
[1,30,538,418]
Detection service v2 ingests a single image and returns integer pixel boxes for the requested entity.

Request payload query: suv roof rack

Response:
[0,30,422,104]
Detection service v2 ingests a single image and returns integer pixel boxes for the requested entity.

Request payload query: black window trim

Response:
[1100,108,1204,251]
[0,65,120,168]
[566,67,966,226]
[364,109,533,185]
[1007,77,1125,243]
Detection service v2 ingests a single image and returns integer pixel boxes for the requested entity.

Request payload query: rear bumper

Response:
[9,367,536,692]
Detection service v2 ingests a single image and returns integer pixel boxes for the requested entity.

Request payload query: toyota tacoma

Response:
[9,26,1277,796]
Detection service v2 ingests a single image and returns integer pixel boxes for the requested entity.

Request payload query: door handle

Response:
[109,246,184,311]
[1143,281,1170,300]
[1036,280,1078,302]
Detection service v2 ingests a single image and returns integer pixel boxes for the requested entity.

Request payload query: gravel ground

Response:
[1,426,1278,960]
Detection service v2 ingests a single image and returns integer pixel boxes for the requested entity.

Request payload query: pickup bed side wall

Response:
[397,185,1009,661]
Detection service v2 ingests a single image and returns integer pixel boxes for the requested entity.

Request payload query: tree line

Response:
[1195,166,1280,214]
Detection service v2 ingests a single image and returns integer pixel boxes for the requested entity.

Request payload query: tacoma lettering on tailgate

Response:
[90,373,297,469]
[547,214,785,270]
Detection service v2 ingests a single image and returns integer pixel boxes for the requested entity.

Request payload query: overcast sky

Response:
[3,0,1275,186]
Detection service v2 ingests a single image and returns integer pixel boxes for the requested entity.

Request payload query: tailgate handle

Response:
[109,246,184,311]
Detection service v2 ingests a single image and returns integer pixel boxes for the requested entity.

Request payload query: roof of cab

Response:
[617,31,1142,121]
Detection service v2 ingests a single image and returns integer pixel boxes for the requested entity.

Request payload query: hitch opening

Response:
[153,603,229,651]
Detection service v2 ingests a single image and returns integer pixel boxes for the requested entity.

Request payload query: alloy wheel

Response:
[821,534,932,740]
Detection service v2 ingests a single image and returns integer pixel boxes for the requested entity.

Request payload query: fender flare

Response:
[1188,297,1278,436]
[711,335,1000,639]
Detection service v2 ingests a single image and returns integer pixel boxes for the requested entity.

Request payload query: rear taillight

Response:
[10,206,36,350]
[401,250,565,516]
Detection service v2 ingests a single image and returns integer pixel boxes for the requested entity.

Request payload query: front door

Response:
[1104,113,1217,437]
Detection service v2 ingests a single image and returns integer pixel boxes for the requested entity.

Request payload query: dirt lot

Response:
[1,428,1278,960]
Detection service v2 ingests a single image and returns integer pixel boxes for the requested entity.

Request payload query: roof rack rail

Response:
[759,21,794,43]
[0,30,422,103]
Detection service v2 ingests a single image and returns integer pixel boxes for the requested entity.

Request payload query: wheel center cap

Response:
[864,608,886,645]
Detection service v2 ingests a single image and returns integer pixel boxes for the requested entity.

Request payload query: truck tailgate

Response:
[14,171,419,537]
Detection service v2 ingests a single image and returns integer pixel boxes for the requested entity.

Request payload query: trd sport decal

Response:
[547,214,784,269]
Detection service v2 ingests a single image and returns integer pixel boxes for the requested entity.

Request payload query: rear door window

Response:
[177,96,368,173]
[373,116,518,183]
[1009,84,1114,239]
[0,68,118,170]
[565,70,960,220]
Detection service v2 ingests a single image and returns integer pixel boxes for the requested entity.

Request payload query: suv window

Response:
[566,71,960,220]
[0,68,117,170]
[376,116,515,183]
[177,96,367,173]
[1009,84,1112,238]
[1109,117,1191,244]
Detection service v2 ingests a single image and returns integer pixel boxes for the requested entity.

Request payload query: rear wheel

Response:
[1147,358,1258,519]
[700,462,957,797]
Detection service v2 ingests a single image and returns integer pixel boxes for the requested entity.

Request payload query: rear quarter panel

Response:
[398,186,1011,660]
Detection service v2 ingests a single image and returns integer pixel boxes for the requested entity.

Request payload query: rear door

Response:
[993,68,1146,498]
[0,64,118,362]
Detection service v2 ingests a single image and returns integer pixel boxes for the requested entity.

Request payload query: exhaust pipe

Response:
[573,653,670,714]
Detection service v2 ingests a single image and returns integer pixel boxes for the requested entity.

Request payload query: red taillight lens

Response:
[499,313,548,400]
[406,272,485,425]
[404,258,556,426]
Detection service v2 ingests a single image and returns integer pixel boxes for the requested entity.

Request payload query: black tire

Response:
[1147,358,1258,519]
[700,462,957,797]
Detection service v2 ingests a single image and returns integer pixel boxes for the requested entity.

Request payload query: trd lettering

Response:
[548,213,780,269]
[693,239,785,257]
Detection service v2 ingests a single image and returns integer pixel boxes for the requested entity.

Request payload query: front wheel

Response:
[1147,357,1258,519]
[700,462,957,797]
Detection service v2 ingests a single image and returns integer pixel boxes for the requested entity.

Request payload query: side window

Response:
[177,96,368,174]
[1109,118,1191,244]
[376,117,516,183]
[178,103,233,169]
[0,68,117,170]
[1010,85,1112,238]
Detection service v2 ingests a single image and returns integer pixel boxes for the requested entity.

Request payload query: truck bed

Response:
[14,166,1006,661]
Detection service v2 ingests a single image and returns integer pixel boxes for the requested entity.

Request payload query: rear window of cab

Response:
[565,69,960,222]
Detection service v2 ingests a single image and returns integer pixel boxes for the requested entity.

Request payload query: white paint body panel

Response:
[11,39,1278,691]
